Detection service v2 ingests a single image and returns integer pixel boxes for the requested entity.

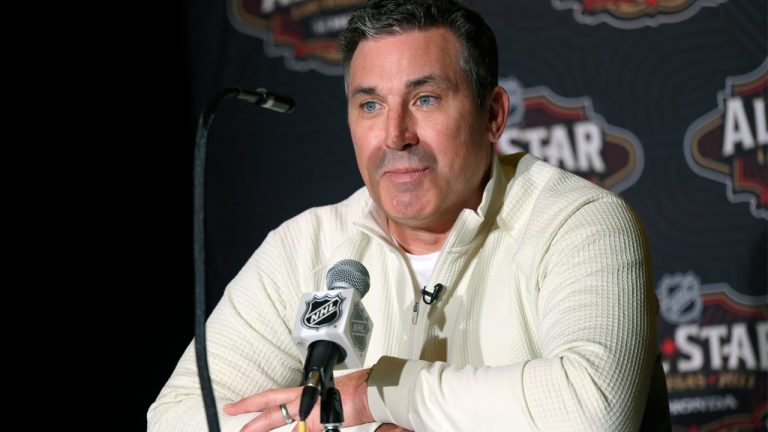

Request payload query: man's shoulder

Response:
[246,186,371,278]
[501,153,615,197]
[274,186,371,238]
[497,153,629,225]
[304,185,370,219]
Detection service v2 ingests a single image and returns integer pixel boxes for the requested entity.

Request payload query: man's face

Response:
[347,27,496,234]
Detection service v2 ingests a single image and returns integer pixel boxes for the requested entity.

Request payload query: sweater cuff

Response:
[366,356,429,429]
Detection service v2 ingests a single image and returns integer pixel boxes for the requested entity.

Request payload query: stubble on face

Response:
[347,28,493,238]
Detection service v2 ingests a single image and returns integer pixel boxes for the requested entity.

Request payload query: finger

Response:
[224,387,302,415]
[240,400,302,432]
[375,425,411,432]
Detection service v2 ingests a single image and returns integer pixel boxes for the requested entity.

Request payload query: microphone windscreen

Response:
[326,259,370,298]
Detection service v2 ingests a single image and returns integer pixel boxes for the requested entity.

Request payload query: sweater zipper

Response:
[409,292,421,357]
[412,298,421,325]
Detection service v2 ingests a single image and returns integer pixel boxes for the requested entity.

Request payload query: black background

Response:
[18,2,194,429]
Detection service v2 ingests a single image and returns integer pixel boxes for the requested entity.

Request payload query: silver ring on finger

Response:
[279,403,294,424]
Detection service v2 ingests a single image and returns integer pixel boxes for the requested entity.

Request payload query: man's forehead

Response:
[346,28,464,94]
[350,27,461,59]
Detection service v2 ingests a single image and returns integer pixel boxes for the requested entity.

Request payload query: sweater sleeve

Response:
[367,197,658,431]
[147,228,305,432]
[146,193,383,432]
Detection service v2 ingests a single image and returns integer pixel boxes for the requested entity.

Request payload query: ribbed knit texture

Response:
[147,154,662,431]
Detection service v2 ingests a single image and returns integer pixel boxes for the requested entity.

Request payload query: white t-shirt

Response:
[404,250,439,288]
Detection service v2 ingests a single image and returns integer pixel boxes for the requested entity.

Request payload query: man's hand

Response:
[223,369,375,432]
[375,425,410,431]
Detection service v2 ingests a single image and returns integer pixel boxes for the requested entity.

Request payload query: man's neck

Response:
[388,218,451,255]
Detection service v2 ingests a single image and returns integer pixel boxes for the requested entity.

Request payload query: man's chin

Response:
[385,209,430,224]
[383,197,432,221]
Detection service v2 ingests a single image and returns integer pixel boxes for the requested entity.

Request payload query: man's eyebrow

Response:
[349,75,453,99]
[349,86,379,99]
[406,74,449,90]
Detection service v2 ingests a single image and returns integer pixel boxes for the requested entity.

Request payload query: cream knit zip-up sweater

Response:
[148,153,668,431]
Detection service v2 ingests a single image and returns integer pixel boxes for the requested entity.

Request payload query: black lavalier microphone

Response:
[421,283,444,305]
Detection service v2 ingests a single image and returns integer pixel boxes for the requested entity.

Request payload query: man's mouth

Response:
[383,167,429,182]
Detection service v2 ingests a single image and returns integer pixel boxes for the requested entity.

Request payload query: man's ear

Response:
[487,86,510,142]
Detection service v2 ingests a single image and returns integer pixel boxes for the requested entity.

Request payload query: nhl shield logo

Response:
[301,292,345,330]
[350,303,370,351]
[657,272,703,325]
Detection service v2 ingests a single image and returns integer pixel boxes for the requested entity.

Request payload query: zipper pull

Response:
[412,300,421,325]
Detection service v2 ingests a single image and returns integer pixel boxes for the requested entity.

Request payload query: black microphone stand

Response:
[321,386,344,432]
[193,87,294,432]
[299,341,346,430]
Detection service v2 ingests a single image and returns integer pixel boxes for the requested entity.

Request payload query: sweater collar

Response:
[354,153,506,251]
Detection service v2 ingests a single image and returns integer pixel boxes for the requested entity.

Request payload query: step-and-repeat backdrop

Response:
[189,1,767,429]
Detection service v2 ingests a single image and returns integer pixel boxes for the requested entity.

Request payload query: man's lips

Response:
[382,167,429,182]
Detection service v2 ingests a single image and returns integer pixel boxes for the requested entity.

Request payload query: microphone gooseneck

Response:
[193,86,295,432]
[234,87,296,113]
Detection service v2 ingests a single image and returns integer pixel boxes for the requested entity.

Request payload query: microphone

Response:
[420,283,444,305]
[234,87,296,113]
[292,259,374,421]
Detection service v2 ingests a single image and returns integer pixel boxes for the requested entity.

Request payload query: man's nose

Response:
[385,105,418,150]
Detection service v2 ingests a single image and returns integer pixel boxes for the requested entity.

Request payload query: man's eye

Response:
[362,101,379,112]
[417,95,436,106]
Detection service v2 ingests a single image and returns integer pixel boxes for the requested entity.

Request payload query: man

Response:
[148,1,669,431]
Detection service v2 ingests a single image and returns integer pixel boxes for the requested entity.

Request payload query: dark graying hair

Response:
[339,0,498,106]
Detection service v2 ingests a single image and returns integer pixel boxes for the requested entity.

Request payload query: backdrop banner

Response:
[186,1,767,429]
